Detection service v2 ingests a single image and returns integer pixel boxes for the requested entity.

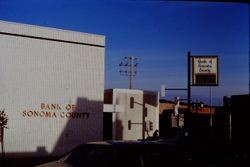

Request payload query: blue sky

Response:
[0,0,249,106]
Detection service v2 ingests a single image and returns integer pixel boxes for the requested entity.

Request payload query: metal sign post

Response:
[209,86,213,127]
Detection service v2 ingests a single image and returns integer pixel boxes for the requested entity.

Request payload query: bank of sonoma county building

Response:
[0,21,105,157]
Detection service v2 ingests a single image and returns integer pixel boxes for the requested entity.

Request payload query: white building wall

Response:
[0,21,105,157]
[115,89,143,140]
[104,89,159,141]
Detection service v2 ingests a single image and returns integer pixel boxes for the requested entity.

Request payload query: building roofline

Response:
[0,20,105,47]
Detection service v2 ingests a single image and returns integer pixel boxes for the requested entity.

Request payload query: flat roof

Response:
[0,20,105,47]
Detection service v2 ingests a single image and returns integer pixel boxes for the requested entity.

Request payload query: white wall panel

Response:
[0,21,105,157]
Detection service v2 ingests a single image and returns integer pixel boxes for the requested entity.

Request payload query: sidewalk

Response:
[0,157,59,167]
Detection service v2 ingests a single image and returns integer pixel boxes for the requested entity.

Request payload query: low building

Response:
[160,99,215,115]
[104,89,159,140]
[159,99,216,138]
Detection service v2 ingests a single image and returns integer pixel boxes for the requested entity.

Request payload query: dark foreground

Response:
[0,139,249,167]
[0,157,59,167]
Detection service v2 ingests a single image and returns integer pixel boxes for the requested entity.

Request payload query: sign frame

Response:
[192,56,219,86]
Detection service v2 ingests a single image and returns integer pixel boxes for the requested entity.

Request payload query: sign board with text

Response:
[192,56,218,86]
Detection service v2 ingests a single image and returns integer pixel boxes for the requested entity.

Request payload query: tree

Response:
[0,109,8,159]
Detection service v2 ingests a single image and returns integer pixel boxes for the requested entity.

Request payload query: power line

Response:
[105,57,123,72]
[119,56,138,89]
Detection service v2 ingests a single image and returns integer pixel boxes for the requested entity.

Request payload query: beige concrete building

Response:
[104,89,159,140]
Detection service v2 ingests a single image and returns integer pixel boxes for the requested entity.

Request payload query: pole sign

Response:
[192,56,218,86]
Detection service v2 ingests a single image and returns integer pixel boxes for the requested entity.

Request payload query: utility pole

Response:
[119,56,138,89]
[160,51,192,137]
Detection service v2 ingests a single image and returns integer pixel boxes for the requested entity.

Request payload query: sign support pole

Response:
[209,86,213,127]
[186,51,191,135]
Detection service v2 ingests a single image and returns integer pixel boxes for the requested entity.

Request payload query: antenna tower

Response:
[119,56,138,89]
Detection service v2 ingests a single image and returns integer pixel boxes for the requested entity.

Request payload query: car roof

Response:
[82,139,181,149]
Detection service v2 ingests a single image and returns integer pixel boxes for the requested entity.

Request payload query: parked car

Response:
[36,138,249,167]
[35,139,194,167]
